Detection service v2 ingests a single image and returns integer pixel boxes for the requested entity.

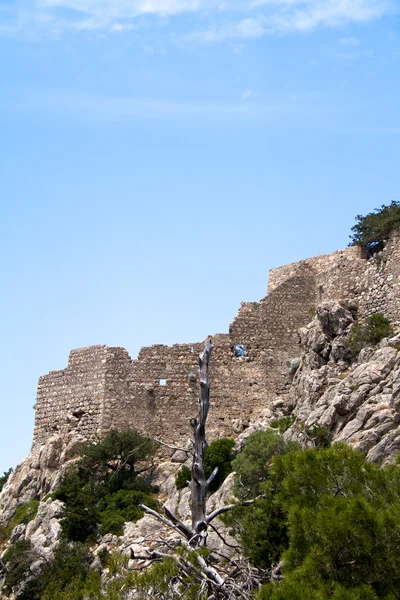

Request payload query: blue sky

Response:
[1,0,399,473]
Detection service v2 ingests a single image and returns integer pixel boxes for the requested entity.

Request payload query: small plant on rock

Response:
[270,416,296,435]
[175,465,191,490]
[348,313,393,355]
[0,468,13,492]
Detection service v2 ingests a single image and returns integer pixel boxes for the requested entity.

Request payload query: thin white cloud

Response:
[270,0,391,33]
[339,35,361,45]
[183,0,391,43]
[1,0,394,38]
[186,17,266,42]
[4,87,273,119]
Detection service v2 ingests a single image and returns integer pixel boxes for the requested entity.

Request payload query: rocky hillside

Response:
[1,300,400,599]
[287,300,400,464]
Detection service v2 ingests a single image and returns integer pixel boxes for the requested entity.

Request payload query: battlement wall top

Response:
[267,245,366,295]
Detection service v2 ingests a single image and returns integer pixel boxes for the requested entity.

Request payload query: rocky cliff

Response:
[1,234,400,598]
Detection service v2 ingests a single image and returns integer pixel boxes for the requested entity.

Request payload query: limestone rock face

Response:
[0,434,85,526]
[286,303,400,465]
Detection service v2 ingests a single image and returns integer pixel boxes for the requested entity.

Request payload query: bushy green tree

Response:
[258,444,400,598]
[175,438,236,493]
[204,438,236,492]
[224,430,298,569]
[349,201,400,255]
[232,429,298,496]
[54,429,158,540]
[79,429,156,492]
[2,540,36,595]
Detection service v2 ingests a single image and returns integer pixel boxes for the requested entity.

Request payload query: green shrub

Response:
[349,201,400,255]
[257,579,381,600]
[224,430,299,569]
[204,438,236,492]
[0,468,13,492]
[0,500,40,545]
[14,500,40,525]
[227,437,400,596]
[305,424,331,448]
[2,540,36,594]
[20,539,100,600]
[232,429,299,496]
[348,313,394,355]
[99,488,159,536]
[260,444,400,598]
[175,439,236,493]
[53,429,158,542]
[270,417,296,435]
[176,465,191,490]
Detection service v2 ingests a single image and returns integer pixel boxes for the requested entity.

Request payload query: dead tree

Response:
[190,336,213,546]
[140,338,257,546]
[137,339,265,599]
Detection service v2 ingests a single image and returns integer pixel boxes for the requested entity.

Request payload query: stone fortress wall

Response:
[33,230,400,449]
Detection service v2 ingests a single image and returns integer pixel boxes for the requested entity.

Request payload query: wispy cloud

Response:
[183,0,392,43]
[3,87,273,119]
[242,89,253,100]
[338,35,361,46]
[0,0,394,39]
[185,17,266,42]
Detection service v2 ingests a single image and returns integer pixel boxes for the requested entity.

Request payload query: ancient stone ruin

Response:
[33,231,400,450]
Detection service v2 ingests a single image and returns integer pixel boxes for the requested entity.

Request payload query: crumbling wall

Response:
[33,346,109,444]
[268,231,400,325]
[354,229,400,324]
[32,231,400,449]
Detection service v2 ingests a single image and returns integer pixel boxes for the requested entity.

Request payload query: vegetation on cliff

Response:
[176,437,236,492]
[350,200,400,255]
[0,469,12,493]
[226,433,400,600]
[53,429,159,540]
[348,313,394,355]
[2,428,400,599]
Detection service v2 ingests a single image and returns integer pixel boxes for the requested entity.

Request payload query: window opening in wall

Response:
[233,344,247,358]
[159,379,167,386]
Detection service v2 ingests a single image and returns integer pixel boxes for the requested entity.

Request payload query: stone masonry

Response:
[33,230,400,449]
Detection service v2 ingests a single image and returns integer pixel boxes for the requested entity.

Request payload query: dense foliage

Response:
[228,431,400,599]
[53,429,159,540]
[204,437,236,492]
[175,438,236,492]
[348,313,394,355]
[16,540,101,600]
[175,464,191,490]
[349,201,400,255]
[225,430,299,568]
[0,468,12,492]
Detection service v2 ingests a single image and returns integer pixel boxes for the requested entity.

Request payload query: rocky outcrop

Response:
[285,302,400,464]
[0,434,85,527]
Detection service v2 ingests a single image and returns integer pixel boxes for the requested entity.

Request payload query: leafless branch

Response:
[206,466,219,488]
[154,438,193,456]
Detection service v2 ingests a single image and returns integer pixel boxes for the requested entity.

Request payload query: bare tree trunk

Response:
[190,337,213,545]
